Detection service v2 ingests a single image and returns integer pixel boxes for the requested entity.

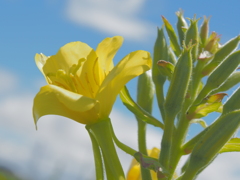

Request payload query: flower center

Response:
[46,57,107,99]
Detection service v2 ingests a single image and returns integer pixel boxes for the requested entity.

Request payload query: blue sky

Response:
[0,0,240,179]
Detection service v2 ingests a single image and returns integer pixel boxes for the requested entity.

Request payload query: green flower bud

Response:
[176,9,188,45]
[162,16,182,56]
[204,31,221,54]
[165,45,192,121]
[137,70,155,113]
[152,27,168,83]
[185,16,200,61]
[200,16,210,47]
[152,27,168,119]
[194,50,240,105]
[202,35,240,76]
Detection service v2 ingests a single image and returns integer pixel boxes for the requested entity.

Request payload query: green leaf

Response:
[187,93,227,120]
[219,138,240,153]
[181,110,240,179]
[211,71,240,94]
[120,86,164,129]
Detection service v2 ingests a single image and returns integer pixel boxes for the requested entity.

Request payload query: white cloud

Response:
[65,0,156,41]
[0,68,18,94]
[198,153,240,180]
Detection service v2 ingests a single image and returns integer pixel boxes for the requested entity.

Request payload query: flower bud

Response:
[164,46,192,119]
[204,31,221,54]
[152,27,168,119]
[176,10,188,45]
[162,16,182,56]
[137,70,155,113]
[184,16,200,61]
[200,16,210,47]
[202,35,240,76]
[194,50,240,104]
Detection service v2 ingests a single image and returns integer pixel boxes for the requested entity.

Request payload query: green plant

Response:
[124,10,240,180]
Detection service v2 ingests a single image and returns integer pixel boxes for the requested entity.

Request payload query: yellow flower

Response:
[127,148,178,180]
[33,36,152,125]
[127,148,160,180]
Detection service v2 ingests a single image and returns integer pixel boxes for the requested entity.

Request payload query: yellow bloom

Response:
[33,36,152,125]
[127,148,160,180]
[127,148,178,180]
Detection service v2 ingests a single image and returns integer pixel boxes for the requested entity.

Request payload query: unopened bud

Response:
[176,9,188,45]
[162,16,182,56]
[200,16,211,47]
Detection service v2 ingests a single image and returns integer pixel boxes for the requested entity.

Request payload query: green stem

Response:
[180,167,198,180]
[137,120,152,180]
[159,114,175,170]
[168,115,189,179]
[86,126,104,180]
[182,125,209,154]
[87,119,125,180]
[168,70,202,178]
[155,83,166,121]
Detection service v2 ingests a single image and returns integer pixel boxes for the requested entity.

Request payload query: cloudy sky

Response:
[0,0,240,179]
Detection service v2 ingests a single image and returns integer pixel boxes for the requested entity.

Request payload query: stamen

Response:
[70,58,86,75]
[68,74,78,93]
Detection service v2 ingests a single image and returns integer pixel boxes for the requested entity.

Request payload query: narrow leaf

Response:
[120,86,164,129]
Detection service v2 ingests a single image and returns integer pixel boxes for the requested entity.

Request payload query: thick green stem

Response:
[86,126,104,180]
[178,169,198,180]
[87,119,125,180]
[168,116,189,179]
[159,115,175,170]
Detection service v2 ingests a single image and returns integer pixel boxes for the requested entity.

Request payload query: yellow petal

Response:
[35,53,51,84]
[149,147,160,159]
[35,53,48,72]
[42,41,93,76]
[126,164,141,180]
[33,85,99,125]
[77,50,103,98]
[96,50,152,118]
[96,36,124,73]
